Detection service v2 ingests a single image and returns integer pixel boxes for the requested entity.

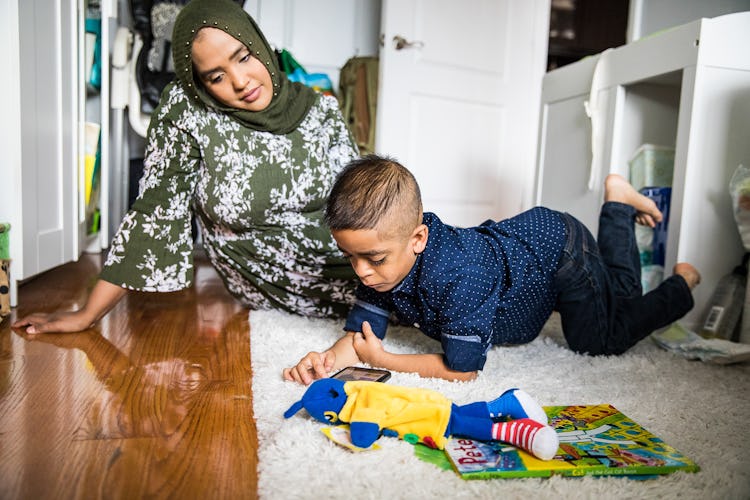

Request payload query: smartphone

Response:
[331,366,391,383]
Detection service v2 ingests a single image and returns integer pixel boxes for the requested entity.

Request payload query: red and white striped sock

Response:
[491,418,559,460]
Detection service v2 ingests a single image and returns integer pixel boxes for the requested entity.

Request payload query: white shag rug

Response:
[249,310,750,500]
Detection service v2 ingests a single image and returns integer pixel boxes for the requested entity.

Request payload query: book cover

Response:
[445,404,699,479]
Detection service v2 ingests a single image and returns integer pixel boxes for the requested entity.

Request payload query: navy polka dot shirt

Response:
[344,208,567,372]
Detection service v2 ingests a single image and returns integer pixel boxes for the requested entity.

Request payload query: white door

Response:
[16,0,78,281]
[376,0,550,227]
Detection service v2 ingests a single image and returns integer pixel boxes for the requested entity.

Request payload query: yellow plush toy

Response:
[284,378,559,460]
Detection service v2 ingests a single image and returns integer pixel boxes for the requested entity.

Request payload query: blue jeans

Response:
[554,202,694,355]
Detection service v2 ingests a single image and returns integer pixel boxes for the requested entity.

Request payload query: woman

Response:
[14,0,358,334]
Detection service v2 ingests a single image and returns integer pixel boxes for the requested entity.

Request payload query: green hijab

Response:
[171,0,317,135]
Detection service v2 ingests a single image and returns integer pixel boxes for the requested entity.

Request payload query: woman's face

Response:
[191,27,274,111]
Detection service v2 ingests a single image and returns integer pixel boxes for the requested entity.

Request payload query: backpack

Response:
[338,56,379,155]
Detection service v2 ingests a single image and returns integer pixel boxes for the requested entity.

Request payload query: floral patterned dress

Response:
[100,82,358,318]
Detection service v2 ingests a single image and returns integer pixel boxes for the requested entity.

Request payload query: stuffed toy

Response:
[284,379,559,460]
[0,260,9,318]
[0,223,9,317]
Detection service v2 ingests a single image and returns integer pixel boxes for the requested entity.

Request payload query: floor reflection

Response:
[11,296,244,443]
[1,252,256,498]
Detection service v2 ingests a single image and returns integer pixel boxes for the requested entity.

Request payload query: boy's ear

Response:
[411,224,429,254]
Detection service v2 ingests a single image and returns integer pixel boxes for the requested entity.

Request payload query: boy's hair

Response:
[326,154,423,239]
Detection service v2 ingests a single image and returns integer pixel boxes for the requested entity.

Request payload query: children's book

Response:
[445,404,699,479]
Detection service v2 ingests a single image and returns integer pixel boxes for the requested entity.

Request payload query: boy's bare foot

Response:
[604,174,663,228]
[674,263,701,290]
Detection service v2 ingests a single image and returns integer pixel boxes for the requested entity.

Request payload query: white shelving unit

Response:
[535,12,750,328]
[80,0,115,254]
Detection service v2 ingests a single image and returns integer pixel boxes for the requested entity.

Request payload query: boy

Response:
[283,155,700,384]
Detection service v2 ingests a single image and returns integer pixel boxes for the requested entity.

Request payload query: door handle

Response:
[392,35,424,50]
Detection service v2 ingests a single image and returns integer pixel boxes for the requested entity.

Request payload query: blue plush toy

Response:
[284,378,559,460]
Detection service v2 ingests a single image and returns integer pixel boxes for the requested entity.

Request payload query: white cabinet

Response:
[1,0,114,306]
[535,12,750,328]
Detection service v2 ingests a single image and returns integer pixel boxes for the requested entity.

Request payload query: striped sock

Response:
[491,418,559,460]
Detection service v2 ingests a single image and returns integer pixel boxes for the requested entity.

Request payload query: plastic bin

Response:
[629,144,675,191]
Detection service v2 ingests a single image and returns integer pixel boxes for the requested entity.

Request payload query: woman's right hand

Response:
[12,279,127,334]
[12,310,96,334]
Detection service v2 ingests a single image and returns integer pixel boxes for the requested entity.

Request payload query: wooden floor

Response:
[0,251,257,499]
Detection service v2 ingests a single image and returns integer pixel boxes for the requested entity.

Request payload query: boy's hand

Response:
[283,351,336,385]
[352,321,385,366]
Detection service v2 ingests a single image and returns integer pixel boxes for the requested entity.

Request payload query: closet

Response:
[1,0,379,306]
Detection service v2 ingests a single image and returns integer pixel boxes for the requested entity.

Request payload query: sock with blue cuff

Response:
[487,388,548,424]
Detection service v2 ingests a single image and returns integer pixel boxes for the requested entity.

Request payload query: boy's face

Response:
[332,224,428,293]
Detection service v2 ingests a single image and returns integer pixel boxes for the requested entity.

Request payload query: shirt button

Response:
[413,322,420,328]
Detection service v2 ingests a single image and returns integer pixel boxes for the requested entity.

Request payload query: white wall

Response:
[628,0,750,41]
[245,0,381,91]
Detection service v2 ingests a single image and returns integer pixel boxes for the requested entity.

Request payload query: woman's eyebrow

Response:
[197,45,247,80]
